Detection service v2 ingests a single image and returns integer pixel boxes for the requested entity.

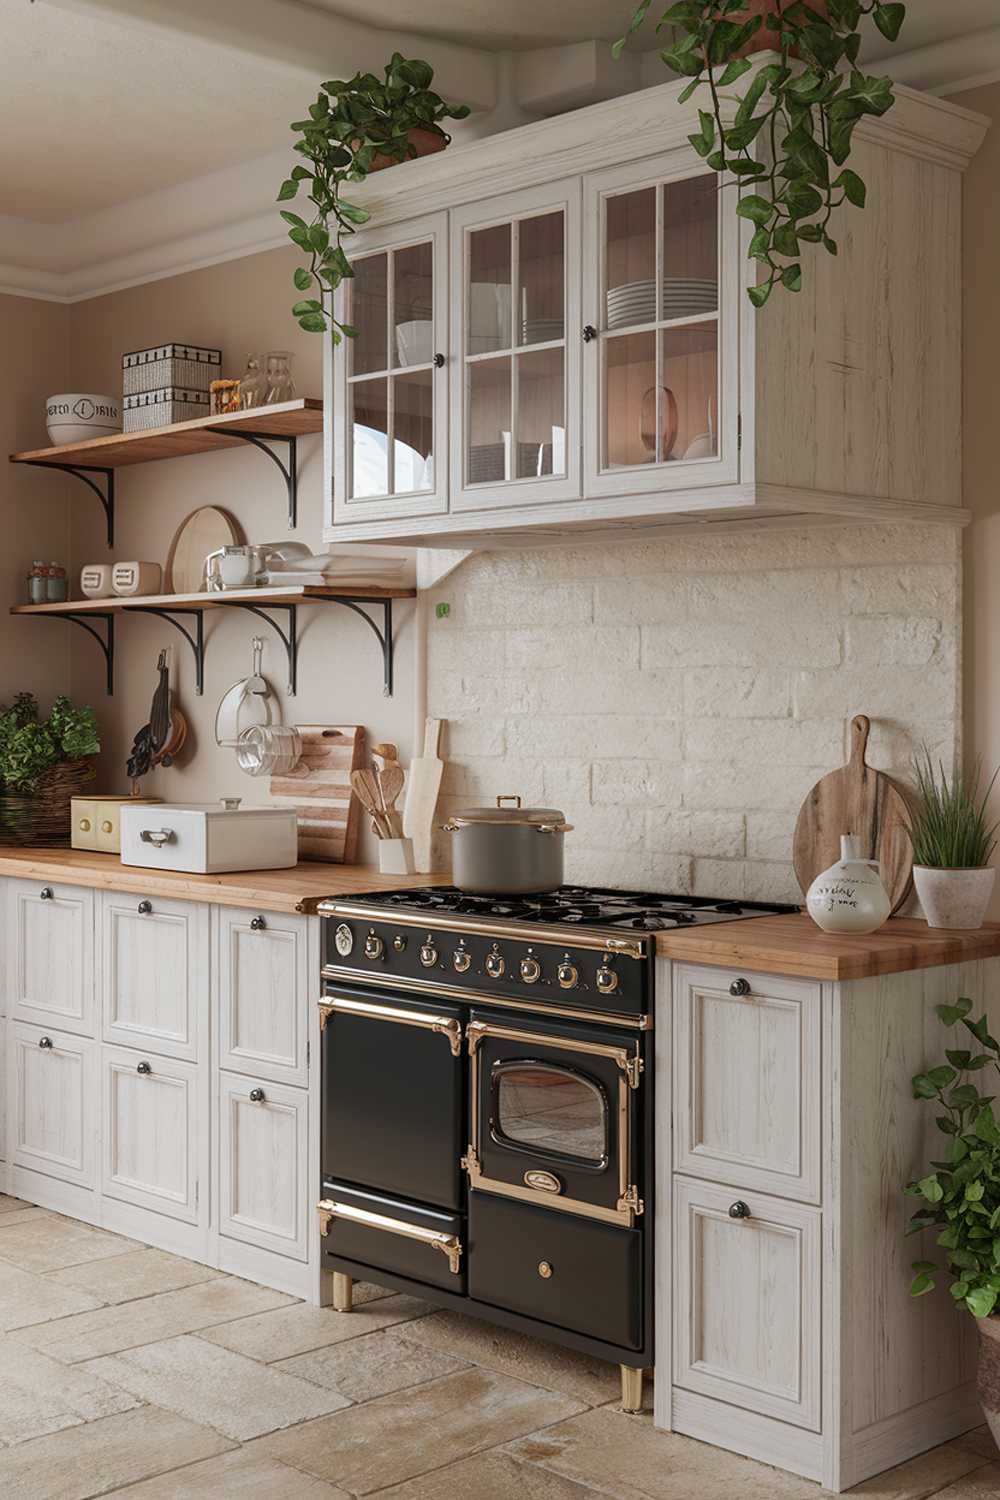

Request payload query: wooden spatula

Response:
[792,714,915,913]
[376,764,405,837]
[351,769,392,839]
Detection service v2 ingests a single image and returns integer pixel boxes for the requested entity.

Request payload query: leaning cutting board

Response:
[269,725,365,863]
[792,714,915,914]
[404,717,444,874]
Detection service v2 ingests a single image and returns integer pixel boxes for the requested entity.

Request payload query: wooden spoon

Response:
[351,769,393,838]
[372,742,400,766]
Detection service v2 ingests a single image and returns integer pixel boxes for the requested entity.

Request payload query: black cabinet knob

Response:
[39,1035,53,1049]
[39,887,52,901]
[137,1061,152,1075]
[249,1087,266,1103]
[250,915,266,931]
[729,977,751,997]
[433,352,446,368]
[729,1200,751,1220]
[137,900,152,915]
[582,324,597,342]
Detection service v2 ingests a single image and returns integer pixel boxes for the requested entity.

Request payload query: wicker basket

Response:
[0,758,96,847]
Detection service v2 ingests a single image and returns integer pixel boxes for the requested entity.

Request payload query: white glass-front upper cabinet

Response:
[332,212,448,523]
[450,180,581,512]
[583,156,741,498]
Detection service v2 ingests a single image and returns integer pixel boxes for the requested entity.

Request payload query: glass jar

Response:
[235,724,302,777]
[240,353,268,410]
[46,563,68,602]
[28,562,48,604]
[263,351,296,405]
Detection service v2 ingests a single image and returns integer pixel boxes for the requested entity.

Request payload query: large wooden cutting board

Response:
[792,715,915,913]
[270,725,365,863]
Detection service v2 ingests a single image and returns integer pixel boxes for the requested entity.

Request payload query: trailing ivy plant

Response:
[906,997,1000,1320]
[614,1,907,306]
[277,53,470,340]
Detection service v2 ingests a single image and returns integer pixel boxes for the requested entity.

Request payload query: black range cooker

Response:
[316,885,797,1411]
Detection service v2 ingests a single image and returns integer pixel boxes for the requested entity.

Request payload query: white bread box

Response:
[120,798,298,873]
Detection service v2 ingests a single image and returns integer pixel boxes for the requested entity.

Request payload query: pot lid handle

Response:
[496,795,522,809]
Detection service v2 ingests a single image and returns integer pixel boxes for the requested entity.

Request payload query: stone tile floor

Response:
[0,1195,997,1499]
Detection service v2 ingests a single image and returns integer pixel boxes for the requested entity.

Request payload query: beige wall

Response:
[0,293,71,708]
[66,247,415,861]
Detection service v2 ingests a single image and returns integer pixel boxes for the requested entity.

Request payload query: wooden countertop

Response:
[655,912,1000,981]
[0,847,447,916]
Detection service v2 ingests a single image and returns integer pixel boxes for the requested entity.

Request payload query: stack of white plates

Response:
[521,318,564,345]
[607,278,717,329]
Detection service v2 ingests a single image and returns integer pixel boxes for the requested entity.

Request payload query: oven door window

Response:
[491,1060,609,1170]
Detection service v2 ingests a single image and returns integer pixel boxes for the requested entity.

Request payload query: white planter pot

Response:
[913,865,996,930]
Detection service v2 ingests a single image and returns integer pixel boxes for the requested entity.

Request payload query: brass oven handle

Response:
[317,995,462,1057]
[317,1199,462,1275]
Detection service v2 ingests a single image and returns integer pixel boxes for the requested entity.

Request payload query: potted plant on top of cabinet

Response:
[907,751,999,930]
[276,53,470,341]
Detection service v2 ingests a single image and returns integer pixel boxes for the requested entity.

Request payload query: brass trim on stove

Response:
[316,994,462,1055]
[464,1019,644,1228]
[317,1199,462,1274]
[317,901,648,959]
[319,965,651,1031]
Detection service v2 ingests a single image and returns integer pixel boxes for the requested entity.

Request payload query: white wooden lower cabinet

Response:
[657,957,990,1492]
[0,879,322,1301]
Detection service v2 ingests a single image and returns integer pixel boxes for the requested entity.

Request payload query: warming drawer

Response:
[319,1180,466,1293]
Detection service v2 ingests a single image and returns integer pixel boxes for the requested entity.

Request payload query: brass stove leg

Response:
[620,1364,643,1413]
[332,1272,353,1312]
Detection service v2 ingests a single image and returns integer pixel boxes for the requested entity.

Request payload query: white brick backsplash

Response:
[426,523,959,901]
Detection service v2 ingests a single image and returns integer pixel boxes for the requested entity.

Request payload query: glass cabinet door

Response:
[450,180,581,511]
[583,157,740,498]
[331,213,448,522]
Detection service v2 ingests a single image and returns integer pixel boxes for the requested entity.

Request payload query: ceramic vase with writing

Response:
[806,834,891,935]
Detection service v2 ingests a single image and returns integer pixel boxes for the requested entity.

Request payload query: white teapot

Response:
[806,835,891,935]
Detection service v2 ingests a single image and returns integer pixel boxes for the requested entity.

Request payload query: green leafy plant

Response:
[277,54,470,340]
[0,693,100,794]
[907,997,1000,1319]
[614,1,906,306]
[907,751,999,870]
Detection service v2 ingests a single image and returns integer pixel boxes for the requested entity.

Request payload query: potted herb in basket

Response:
[0,693,100,846]
[907,997,1000,1443]
[907,751,999,930]
[277,53,470,340]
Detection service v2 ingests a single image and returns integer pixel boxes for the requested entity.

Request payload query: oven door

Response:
[464,1009,643,1228]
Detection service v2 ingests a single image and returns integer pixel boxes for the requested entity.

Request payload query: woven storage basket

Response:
[0,758,96,847]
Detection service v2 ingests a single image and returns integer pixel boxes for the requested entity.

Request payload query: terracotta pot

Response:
[721,0,830,57]
[977,1317,1000,1447]
[369,126,448,174]
[913,865,996,930]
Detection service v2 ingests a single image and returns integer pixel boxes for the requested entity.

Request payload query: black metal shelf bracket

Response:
[24,461,115,548]
[208,429,299,529]
[218,596,396,697]
[329,597,395,697]
[36,612,115,695]
[129,607,206,695]
[222,601,299,695]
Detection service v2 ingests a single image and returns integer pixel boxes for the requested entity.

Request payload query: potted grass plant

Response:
[907,751,999,930]
[907,997,1000,1442]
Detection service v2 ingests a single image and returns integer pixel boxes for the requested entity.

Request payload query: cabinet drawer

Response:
[673,1177,821,1431]
[101,893,207,1061]
[673,963,821,1203]
[11,1022,97,1187]
[320,1180,465,1293]
[102,1044,200,1223]
[219,1071,308,1261]
[218,908,308,1085]
[8,881,95,1037]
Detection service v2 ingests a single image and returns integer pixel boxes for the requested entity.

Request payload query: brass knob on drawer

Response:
[101,820,113,834]
[729,977,751,997]
[79,818,91,832]
[729,1201,751,1220]
[538,1261,553,1279]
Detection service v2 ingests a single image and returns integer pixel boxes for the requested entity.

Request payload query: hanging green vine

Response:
[614,1,906,306]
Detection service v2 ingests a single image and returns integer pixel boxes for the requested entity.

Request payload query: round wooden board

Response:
[792,715,916,914]
[164,506,243,593]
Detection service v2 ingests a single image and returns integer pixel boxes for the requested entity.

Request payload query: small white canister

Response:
[806,834,891,935]
[81,563,113,599]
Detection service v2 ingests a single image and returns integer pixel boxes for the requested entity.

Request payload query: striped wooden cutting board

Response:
[269,725,365,863]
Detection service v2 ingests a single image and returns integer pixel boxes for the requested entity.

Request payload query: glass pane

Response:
[351,253,388,377]
[393,369,433,493]
[516,347,564,479]
[605,331,656,469]
[469,224,512,355]
[605,187,655,331]
[662,175,719,320]
[468,356,511,484]
[393,241,434,368]
[518,211,564,346]
[663,321,718,461]
[351,378,388,498]
[494,1064,607,1165]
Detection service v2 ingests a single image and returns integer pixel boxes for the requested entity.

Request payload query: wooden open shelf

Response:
[10,584,413,616]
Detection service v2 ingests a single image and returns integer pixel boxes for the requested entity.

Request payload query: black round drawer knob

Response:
[250,916,267,931]
[249,1087,266,1103]
[729,1200,751,1220]
[39,887,53,901]
[138,900,152,915]
[582,324,597,342]
[729,977,751,997]
[137,1061,152,1075]
[433,352,446,368]
[39,1035,53,1049]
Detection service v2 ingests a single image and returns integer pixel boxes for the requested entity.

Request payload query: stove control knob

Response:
[393,935,407,953]
[596,965,619,994]
[420,942,439,968]
[364,931,385,961]
[520,956,541,984]
[334,923,354,958]
[557,962,579,990]
[485,948,506,979]
[453,949,471,973]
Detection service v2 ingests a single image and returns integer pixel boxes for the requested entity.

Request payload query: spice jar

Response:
[28,561,48,604]
[46,563,68,603]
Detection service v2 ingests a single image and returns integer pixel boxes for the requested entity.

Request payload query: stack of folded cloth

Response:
[263,551,411,588]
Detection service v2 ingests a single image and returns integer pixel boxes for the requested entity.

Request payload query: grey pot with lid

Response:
[440,795,573,894]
